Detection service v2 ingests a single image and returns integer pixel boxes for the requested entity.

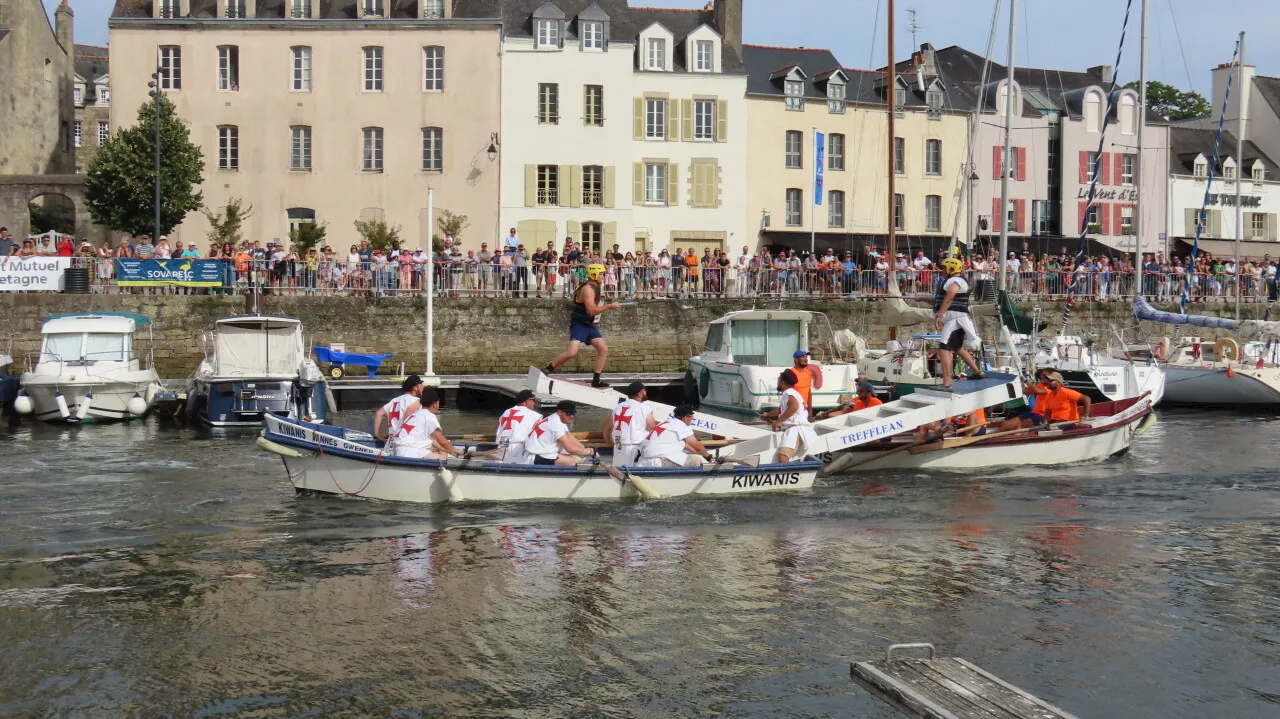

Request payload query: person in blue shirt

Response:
[841,252,858,295]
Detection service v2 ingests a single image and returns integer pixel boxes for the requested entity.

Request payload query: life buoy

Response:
[1215,337,1241,362]
[698,367,710,399]
[1154,337,1171,362]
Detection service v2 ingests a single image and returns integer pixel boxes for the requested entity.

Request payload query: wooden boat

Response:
[822,394,1153,472]
[257,415,820,503]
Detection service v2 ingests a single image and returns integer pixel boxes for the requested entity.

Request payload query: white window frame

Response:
[362,127,383,172]
[73,121,82,148]
[363,47,383,92]
[693,99,714,141]
[785,79,803,111]
[925,138,941,175]
[694,40,714,72]
[584,84,604,127]
[646,38,666,71]
[1087,151,1100,182]
[218,125,239,170]
[225,0,246,19]
[97,121,109,146]
[98,86,110,106]
[1223,163,1236,181]
[894,137,905,175]
[159,0,180,19]
[1252,164,1265,182]
[827,82,846,114]
[535,19,559,49]
[645,98,666,140]
[74,86,82,105]
[925,195,942,232]
[538,164,559,205]
[893,193,905,231]
[1122,154,1135,185]
[644,163,667,205]
[1121,206,1135,234]
[583,165,604,206]
[421,127,443,172]
[291,0,312,19]
[1250,212,1266,239]
[1007,199,1018,232]
[159,46,182,91]
[1194,161,1207,179]
[538,83,559,124]
[290,126,312,171]
[217,45,239,91]
[828,190,844,228]
[785,130,802,169]
[291,46,312,91]
[422,0,445,19]
[363,0,385,17]
[423,46,444,92]
[786,188,802,226]
[828,133,845,171]
[581,21,604,51]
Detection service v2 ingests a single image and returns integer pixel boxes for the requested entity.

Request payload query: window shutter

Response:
[993,146,1002,178]
[666,163,679,205]
[1269,213,1278,241]
[1184,208,1198,236]
[1114,204,1124,235]
[1016,147,1027,181]
[1080,201,1089,234]
[604,221,617,248]
[557,165,570,207]
[689,163,702,207]
[557,21,565,48]
[524,164,537,207]
[716,99,728,142]
[567,220,581,242]
[681,99,693,141]
[1101,152,1112,185]
[1079,151,1090,184]
[1016,199,1026,233]
[569,165,583,208]
[604,166,616,208]
[992,198,1001,232]
[633,163,643,205]
[666,100,678,142]
[633,97,643,140]
[1099,202,1111,235]
[1115,153,1125,184]
[1210,210,1222,237]
[713,163,722,207]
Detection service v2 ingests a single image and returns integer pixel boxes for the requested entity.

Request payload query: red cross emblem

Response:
[388,404,402,425]
[499,409,522,431]
[399,419,415,437]
[646,423,669,440]
[612,407,633,431]
[531,418,549,438]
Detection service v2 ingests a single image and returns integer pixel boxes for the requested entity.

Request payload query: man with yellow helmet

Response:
[934,255,984,391]
[544,262,622,388]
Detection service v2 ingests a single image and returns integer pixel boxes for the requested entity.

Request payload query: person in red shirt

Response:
[55,236,74,257]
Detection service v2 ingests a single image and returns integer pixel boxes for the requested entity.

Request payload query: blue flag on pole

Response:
[814,132,825,206]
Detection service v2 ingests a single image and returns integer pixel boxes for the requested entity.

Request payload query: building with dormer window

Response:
[492,0,746,256]
[1166,126,1280,257]
[74,44,111,174]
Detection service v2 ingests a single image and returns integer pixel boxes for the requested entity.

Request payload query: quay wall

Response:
[1,294,1269,378]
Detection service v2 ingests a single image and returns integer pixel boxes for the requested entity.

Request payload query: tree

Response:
[353,219,402,253]
[437,209,471,243]
[28,198,76,235]
[202,197,254,248]
[289,221,329,255]
[84,98,204,237]
[1124,80,1211,121]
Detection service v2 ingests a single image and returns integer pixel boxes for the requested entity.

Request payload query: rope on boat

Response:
[314,432,387,497]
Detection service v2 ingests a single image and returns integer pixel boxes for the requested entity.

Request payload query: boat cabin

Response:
[35,313,148,372]
[207,316,308,379]
[698,310,815,366]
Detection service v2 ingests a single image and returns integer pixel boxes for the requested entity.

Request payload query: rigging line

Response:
[848,0,881,230]
[949,0,1003,254]
[1164,0,1198,95]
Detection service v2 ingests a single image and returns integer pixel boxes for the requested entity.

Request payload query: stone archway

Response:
[0,174,99,242]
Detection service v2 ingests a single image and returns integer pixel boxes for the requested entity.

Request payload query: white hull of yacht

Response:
[19,375,159,422]
[1161,364,1280,407]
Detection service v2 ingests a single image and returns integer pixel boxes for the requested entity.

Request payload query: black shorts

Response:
[533,455,558,465]
[943,328,967,352]
[1015,411,1048,426]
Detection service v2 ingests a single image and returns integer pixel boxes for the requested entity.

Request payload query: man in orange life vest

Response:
[787,350,823,417]
[998,371,1091,431]
[815,382,882,419]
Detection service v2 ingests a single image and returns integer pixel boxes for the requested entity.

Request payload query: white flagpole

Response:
[425,185,436,379]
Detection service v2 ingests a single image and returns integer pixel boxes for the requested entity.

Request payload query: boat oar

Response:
[437,464,464,503]
[716,455,761,468]
[823,438,930,473]
[595,459,661,500]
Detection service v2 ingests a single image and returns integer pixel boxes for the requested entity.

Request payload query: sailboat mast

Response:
[997,0,1018,292]
[887,0,897,263]
[1234,31,1245,321]
[1135,0,1148,291]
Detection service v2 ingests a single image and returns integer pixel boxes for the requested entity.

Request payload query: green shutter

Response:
[604,166,616,208]
[681,99,694,142]
[716,99,728,142]
[666,163,679,206]
[604,221,617,248]
[569,165,583,208]
[633,97,643,140]
[557,165,569,207]
[524,165,537,207]
[666,100,677,142]
[633,163,644,205]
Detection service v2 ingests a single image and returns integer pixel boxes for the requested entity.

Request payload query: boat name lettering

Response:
[689,417,719,432]
[276,422,310,440]
[731,472,801,488]
[838,420,905,446]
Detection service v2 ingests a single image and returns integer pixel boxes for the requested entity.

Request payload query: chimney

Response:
[1211,61,1254,124]
[1088,64,1114,85]
[713,0,743,60]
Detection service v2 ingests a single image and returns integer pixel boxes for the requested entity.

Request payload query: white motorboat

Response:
[821,394,1154,471]
[689,309,860,414]
[187,315,330,426]
[1005,332,1166,405]
[257,415,820,504]
[15,312,162,423]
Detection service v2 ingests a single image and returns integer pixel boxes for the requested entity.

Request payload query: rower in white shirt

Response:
[496,389,541,464]
[372,375,426,444]
[603,382,656,465]
[391,389,462,460]
[523,400,597,466]
[636,405,715,468]
[757,370,818,464]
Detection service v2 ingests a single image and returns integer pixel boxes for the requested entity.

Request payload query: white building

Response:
[497,0,747,256]
[1167,125,1279,258]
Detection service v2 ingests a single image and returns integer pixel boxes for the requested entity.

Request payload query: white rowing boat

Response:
[257,415,820,503]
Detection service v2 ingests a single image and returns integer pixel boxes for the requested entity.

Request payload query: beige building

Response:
[107,0,502,250]
[0,0,76,177]
[74,44,112,174]
[744,44,968,255]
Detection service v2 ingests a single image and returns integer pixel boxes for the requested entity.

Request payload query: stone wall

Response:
[0,293,1268,378]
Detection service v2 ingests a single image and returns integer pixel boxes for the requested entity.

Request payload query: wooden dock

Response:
[851,644,1080,719]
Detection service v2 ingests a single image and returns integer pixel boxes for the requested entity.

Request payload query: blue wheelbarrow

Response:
[314,346,395,379]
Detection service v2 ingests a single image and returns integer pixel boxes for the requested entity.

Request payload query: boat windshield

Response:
[40,332,131,365]
[41,333,85,365]
[730,319,802,366]
[85,333,129,363]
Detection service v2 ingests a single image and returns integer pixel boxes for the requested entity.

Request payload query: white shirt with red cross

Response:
[524,413,571,460]
[381,393,419,441]
[392,408,441,456]
[496,404,541,446]
[609,398,652,446]
[638,419,694,465]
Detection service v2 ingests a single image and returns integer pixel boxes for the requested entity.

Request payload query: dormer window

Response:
[894,85,907,108]
[646,38,666,71]
[1194,160,1207,178]
[581,21,604,50]
[536,19,560,48]
[1223,161,1236,181]
[926,83,943,120]
[363,0,385,18]
[785,79,804,111]
[1253,163,1265,181]
[158,0,180,18]
[694,40,714,72]
[1085,90,1103,133]
[291,0,312,18]
[827,82,845,114]
[423,0,445,18]
[74,85,83,105]
[98,85,110,106]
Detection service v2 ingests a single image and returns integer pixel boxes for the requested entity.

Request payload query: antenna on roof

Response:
[907,8,921,49]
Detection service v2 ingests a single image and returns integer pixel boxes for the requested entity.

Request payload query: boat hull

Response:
[1161,365,1280,407]
[19,378,157,423]
[689,359,857,413]
[192,377,329,426]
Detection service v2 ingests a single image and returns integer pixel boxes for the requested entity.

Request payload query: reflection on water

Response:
[0,410,1277,717]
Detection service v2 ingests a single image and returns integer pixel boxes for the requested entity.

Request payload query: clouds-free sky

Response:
[50,0,1272,96]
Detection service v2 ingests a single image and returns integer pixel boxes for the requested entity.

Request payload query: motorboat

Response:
[1003,332,1166,405]
[821,394,1154,472]
[0,339,20,418]
[688,309,860,414]
[186,315,330,426]
[15,312,162,423]
[257,415,820,503]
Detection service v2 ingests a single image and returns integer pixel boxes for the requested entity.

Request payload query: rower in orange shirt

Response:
[998,371,1090,430]
[815,382,880,419]
[787,349,824,416]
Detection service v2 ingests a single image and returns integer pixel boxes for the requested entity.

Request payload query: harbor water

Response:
[1,408,1277,717]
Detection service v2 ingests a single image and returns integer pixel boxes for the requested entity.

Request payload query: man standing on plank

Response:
[496,390,541,465]
[544,263,622,388]
[934,256,985,391]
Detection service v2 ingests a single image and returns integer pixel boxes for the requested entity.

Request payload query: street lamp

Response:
[147,70,164,245]
[486,132,500,162]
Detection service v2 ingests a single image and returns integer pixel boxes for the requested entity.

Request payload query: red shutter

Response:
[1115,153,1126,185]
[993,146,1003,178]
[1078,201,1088,234]
[1079,151,1090,184]
[1016,199,1027,233]
[1100,152,1112,185]
[1016,147,1027,181]
[1115,204,1125,236]
[993,197,1002,231]
[1100,202,1112,235]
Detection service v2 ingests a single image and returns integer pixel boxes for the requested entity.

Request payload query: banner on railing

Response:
[116,258,223,287]
[0,257,71,291]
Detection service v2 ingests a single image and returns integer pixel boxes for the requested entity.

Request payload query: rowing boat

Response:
[257,415,820,503]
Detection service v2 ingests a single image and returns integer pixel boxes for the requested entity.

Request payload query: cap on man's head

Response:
[514,389,536,404]
[556,400,577,416]
[857,381,875,394]
[672,404,695,419]
[401,375,424,392]
[623,381,646,398]
[1046,371,1066,383]
[793,349,810,358]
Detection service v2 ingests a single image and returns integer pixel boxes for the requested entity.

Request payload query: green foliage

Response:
[431,234,444,253]
[84,98,205,237]
[289,221,329,254]
[353,219,402,253]
[436,209,471,243]
[27,198,76,235]
[201,197,254,247]
[1123,80,1211,121]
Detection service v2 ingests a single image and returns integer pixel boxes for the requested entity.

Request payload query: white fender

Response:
[14,393,33,415]
[145,383,159,404]
[75,394,93,420]
[126,393,148,416]
[55,393,71,419]
[256,435,306,458]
